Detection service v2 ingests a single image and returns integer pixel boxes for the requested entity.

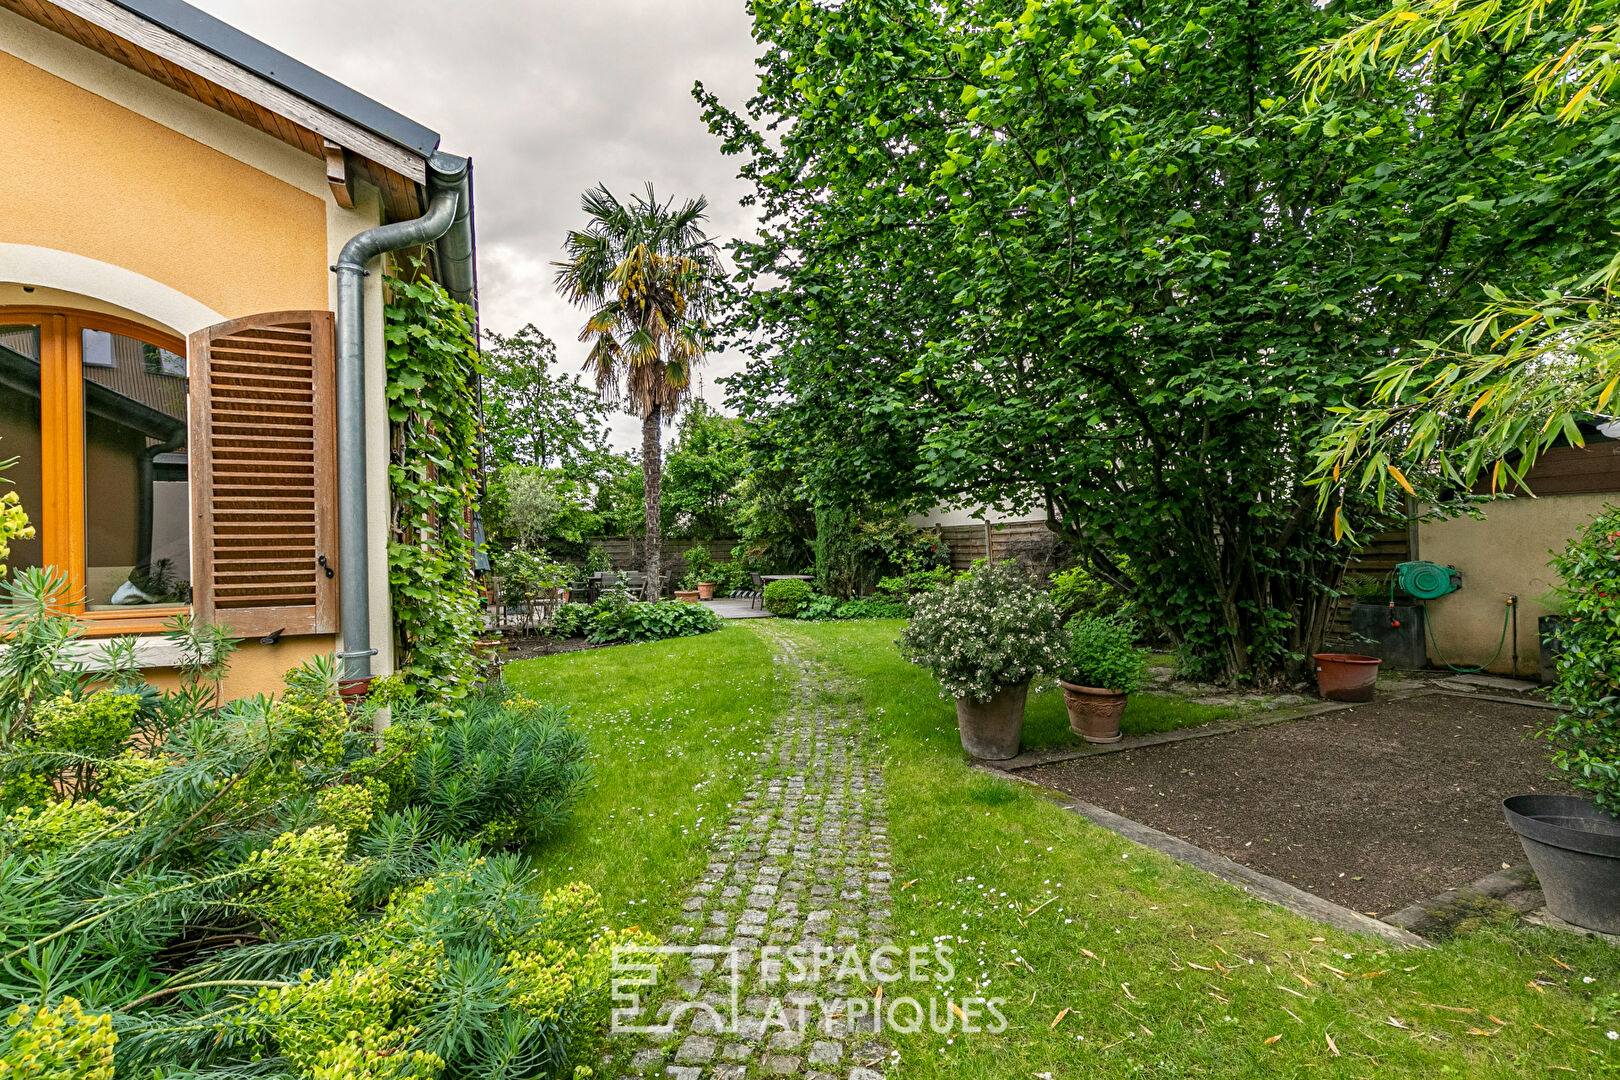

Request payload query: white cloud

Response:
[191,0,762,452]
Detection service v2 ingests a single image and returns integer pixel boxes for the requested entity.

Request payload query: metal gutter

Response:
[333,153,475,683]
[104,0,441,158]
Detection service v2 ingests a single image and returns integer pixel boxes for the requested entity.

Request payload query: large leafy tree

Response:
[481,324,611,473]
[1297,1,1620,516]
[662,400,749,538]
[553,185,722,580]
[701,0,1588,682]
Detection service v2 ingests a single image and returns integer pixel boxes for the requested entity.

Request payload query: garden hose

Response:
[1421,596,1513,674]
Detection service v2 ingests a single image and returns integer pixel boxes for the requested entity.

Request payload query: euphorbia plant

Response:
[900,561,1066,702]
[1544,508,1620,814]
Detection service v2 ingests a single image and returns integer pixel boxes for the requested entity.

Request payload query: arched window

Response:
[0,308,191,631]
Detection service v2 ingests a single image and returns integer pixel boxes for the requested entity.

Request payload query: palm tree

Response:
[554,184,720,585]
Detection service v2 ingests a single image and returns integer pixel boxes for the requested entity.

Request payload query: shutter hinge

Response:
[318,554,335,579]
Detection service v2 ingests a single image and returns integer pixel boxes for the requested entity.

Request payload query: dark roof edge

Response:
[105,0,441,161]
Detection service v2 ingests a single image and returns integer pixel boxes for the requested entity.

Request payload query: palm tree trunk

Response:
[642,405,662,588]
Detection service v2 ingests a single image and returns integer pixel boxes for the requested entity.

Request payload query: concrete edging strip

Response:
[1048,794,1431,949]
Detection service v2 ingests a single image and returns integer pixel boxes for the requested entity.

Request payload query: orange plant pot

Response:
[1312,653,1381,702]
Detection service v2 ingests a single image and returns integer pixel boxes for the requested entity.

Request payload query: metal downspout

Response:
[333,151,473,683]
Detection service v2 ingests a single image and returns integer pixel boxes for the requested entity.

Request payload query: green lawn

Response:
[511,618,1620,1078]
[501,623,785,932]
[1019,680,1234,750]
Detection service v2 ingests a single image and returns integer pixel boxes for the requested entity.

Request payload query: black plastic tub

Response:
[1503,794,1620,933]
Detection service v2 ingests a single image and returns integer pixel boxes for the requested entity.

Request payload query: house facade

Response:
[0,0,476,696]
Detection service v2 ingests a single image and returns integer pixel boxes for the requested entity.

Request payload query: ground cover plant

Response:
[0,571,642,1079]
[548,590,722,645]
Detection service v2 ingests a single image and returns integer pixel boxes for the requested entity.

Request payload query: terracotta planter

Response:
[954,681,1029,760]
[1312,652,1381,702]
[674,590,701,603]
[697,581,716,600]
[1058,680,1126,743]
[336,676,374,710]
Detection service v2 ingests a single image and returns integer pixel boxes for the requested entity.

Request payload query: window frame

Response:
[0,306,191,636]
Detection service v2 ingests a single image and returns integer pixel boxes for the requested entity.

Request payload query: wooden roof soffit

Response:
[2,0,428,216]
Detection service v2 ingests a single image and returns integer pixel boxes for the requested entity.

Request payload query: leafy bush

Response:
[682,544,719,589]
[584,544,613,573]
[1048,564,1124,619]
[792,594,908,621]
[401,688,590,845]
[795,593,841,620]
[900,561,1067,701]
[764,578,814,617]
[1544,508,1620,812]
[1063,613,1148,693]
[549,601,594,639]
[835,597,907,619]
[712,558,755,597]
[0,570,626,1078]
[877,565,955,597]
[547,593,721,645]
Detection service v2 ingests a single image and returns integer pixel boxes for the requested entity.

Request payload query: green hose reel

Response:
[1395,560,1461,600]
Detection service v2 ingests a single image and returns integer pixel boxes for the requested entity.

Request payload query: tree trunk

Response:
[642,405,662,588]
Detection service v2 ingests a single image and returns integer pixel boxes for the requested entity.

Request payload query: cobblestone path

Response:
[609,626,894,1080]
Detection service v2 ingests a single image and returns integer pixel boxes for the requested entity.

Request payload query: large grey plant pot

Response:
[1503,794,1620,934]
[955,681,1029,760]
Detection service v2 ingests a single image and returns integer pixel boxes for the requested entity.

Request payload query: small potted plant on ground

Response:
[682,546,719,600]
[1503,508,1620,933]
[1058,613,1147,743]
[899,561,1067,760]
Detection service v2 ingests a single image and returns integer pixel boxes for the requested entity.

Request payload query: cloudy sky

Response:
[192,0,764,452]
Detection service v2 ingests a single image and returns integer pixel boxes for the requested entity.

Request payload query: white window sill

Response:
[0,637,210,672]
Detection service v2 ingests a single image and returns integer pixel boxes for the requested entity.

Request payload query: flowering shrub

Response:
[1063,613,1148,692]
[899,561,1067,701]
[1544,508,1620,812]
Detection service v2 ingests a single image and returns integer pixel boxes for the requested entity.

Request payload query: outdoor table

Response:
[759,575,813,583]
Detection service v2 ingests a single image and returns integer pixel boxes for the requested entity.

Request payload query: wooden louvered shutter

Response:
[189,311,338,636]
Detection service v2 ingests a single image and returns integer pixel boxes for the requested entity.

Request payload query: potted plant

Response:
[899,561,1066,759]
[1503,509,1620,933]
[682,546,719,600]
[1058,613,1147,743]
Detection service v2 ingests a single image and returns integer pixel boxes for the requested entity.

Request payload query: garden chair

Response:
[622,571,646,600]
[599,571,618,591]
[750,571,765,609]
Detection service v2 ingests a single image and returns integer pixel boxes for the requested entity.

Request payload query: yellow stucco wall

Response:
[0,26,377,698]
[0,48,328,319]
[135,636,337,697]
[1417,494,1617,678]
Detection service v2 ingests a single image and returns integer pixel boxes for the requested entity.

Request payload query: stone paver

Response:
[612,629,893,1080]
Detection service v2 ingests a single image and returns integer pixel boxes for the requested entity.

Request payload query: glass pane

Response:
[0,325,43,590]
[82,327,190,609]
